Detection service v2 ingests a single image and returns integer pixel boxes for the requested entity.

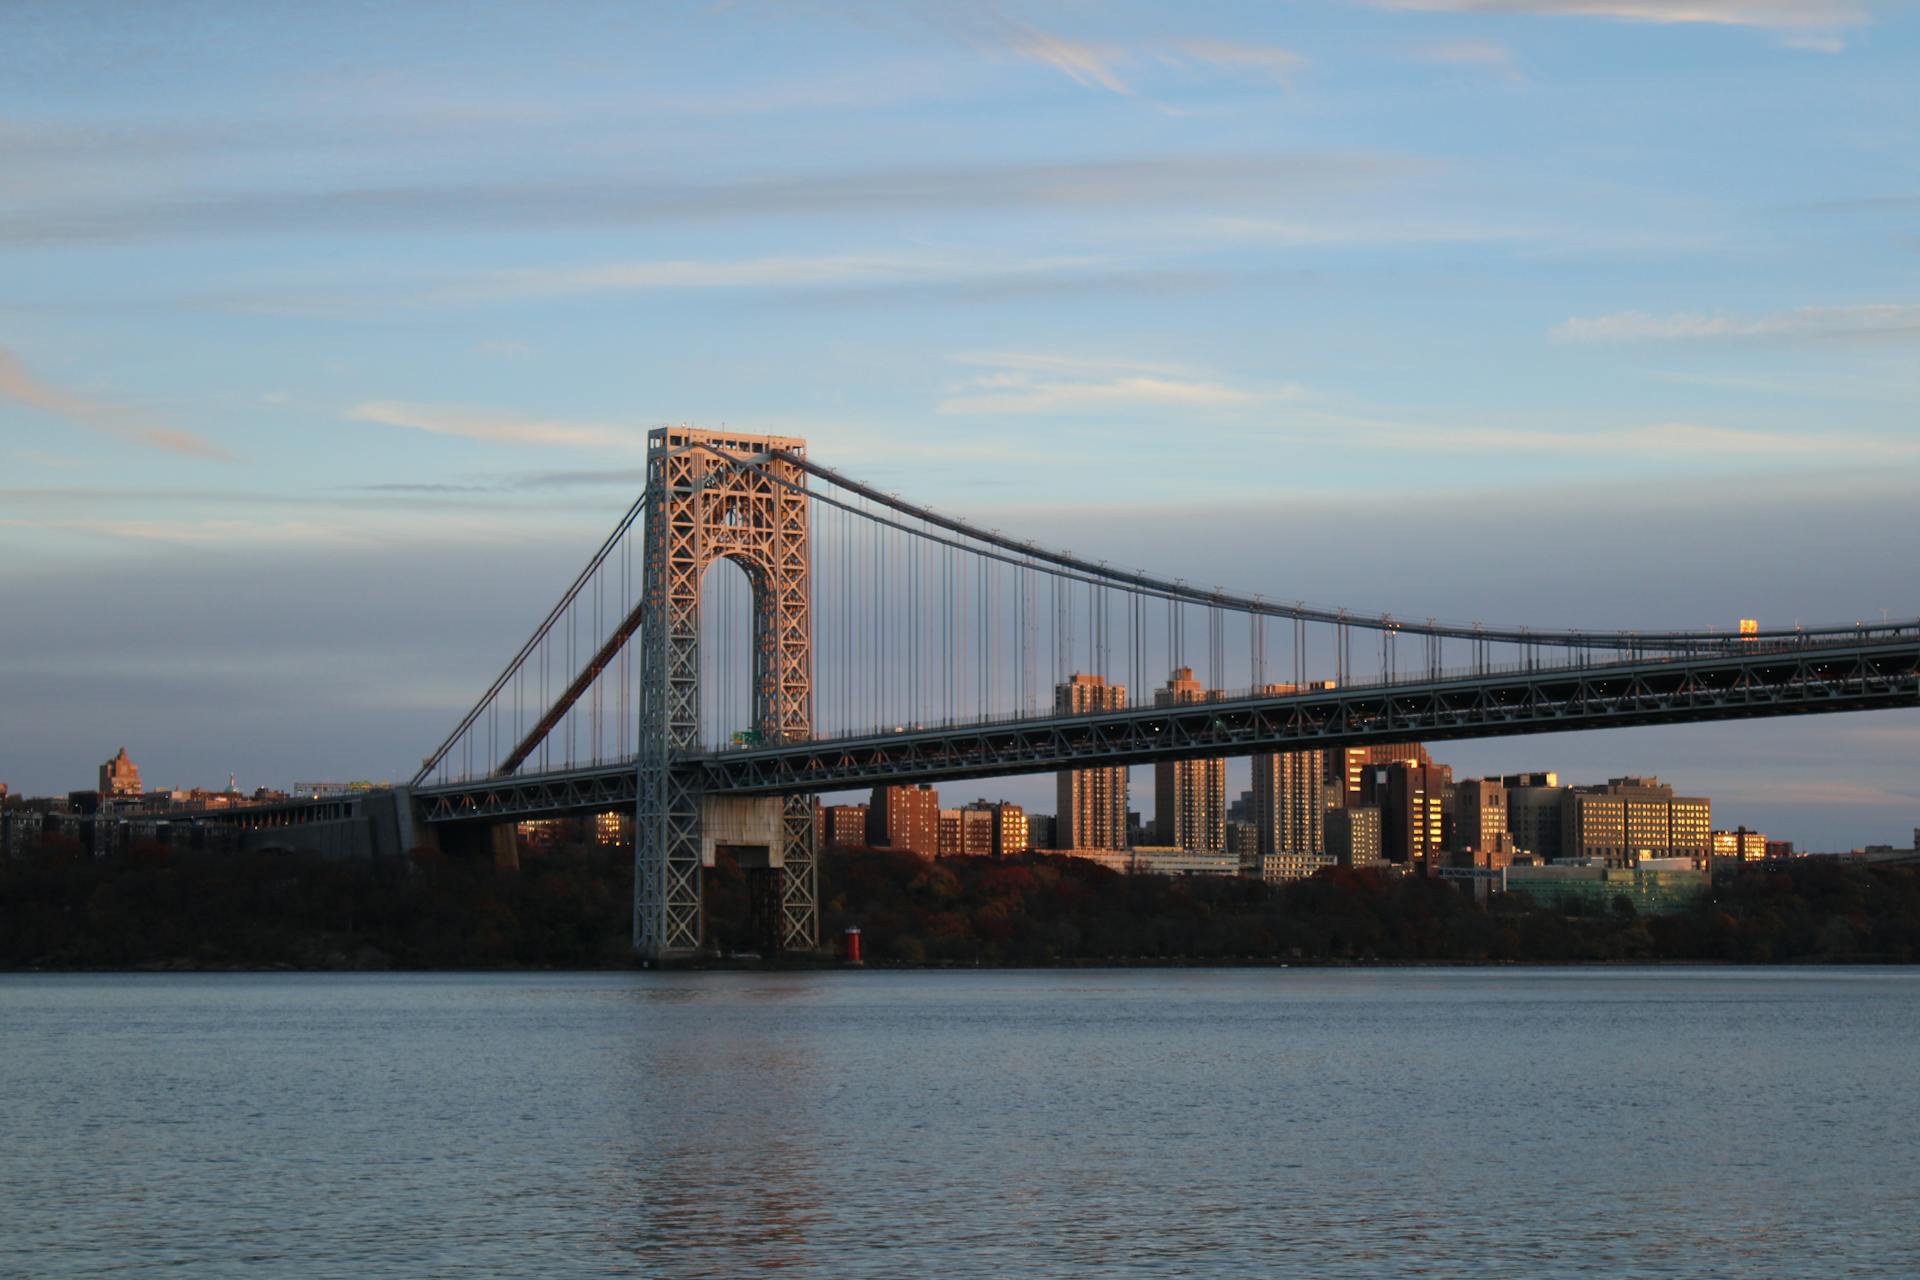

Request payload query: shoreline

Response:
[8,846,1916,970]
[8,955,1917,975]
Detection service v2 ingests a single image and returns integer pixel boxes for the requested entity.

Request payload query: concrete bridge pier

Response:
[433,819,520,869]
[361,786,517,867]
[703,795,789,957]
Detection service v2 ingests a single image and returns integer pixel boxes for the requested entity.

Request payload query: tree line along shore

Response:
[3,837,1918,970]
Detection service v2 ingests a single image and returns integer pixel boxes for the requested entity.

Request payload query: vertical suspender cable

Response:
[1124,589,1133,705]
[1208,606,1222,692]
[980,556,991,720]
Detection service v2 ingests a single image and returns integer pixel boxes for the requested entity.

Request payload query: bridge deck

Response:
[412,636,1920,823]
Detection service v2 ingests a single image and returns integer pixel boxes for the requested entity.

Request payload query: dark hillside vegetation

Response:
[2,836,1916,969]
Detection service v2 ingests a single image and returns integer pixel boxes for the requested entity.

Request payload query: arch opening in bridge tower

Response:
[700,554,766,753]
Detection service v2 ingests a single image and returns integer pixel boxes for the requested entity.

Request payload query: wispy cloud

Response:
[347,401,647,450]
[952,351,1194,378]
[224,255,1227,317]
[0,345,227,459]
[504,467,652,491]
[993,25,1307,96]
[1003,26,1135,94]
[1166,38,1306,83]
[1302,410,1920,460]
[939,353,1284,415]
[358,467,653,493]
[357,481,496,495]
[436,250,1105,304]
[1413,40,1527,79]
[12,152,1407,246]
[1373,0,1867,29]
[940,377,1264,415]
[1553,303,1920,342]
[0,517,354,546]
[1779,30,1848,50]
[1438,422,1920,458]
[1194,214,1529,246]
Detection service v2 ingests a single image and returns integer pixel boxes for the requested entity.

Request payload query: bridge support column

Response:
[779,793,818,952]
[634,763,703,958]
[634,786,815,960]
[635,428,817,962]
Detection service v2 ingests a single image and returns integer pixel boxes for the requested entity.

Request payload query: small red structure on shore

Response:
[843,926,863,965]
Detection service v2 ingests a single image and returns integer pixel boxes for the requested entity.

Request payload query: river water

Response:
[3,968,1916,1278]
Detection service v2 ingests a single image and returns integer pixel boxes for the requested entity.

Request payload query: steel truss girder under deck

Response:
[697,640,1920,794]
[411,637,1920,820]
[417,764,640,823]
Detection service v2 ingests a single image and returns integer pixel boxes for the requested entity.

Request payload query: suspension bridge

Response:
[193,427,1920,960]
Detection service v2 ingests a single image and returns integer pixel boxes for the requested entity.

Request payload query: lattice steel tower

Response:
[636,427,815,960]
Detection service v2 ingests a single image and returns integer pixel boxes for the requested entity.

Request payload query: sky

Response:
[1,0,1916,847]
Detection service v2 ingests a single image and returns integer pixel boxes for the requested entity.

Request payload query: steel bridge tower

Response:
[637,427,816,960]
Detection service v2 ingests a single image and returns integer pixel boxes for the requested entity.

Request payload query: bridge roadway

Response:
[412,633,1920,824]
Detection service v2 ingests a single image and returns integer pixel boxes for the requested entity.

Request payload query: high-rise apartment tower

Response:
[1054,674,1129,850]
[1153,667,1226,851]
[1251,683,1331,857]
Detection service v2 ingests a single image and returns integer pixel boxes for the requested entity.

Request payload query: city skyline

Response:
[3,1,1916,844]
[7,651,1918,852]
[25,709,1901,861]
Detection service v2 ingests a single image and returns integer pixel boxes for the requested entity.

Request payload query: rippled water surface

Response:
[4,968,1918,1278]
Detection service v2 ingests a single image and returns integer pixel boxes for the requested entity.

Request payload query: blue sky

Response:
[2,0,1916,845]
